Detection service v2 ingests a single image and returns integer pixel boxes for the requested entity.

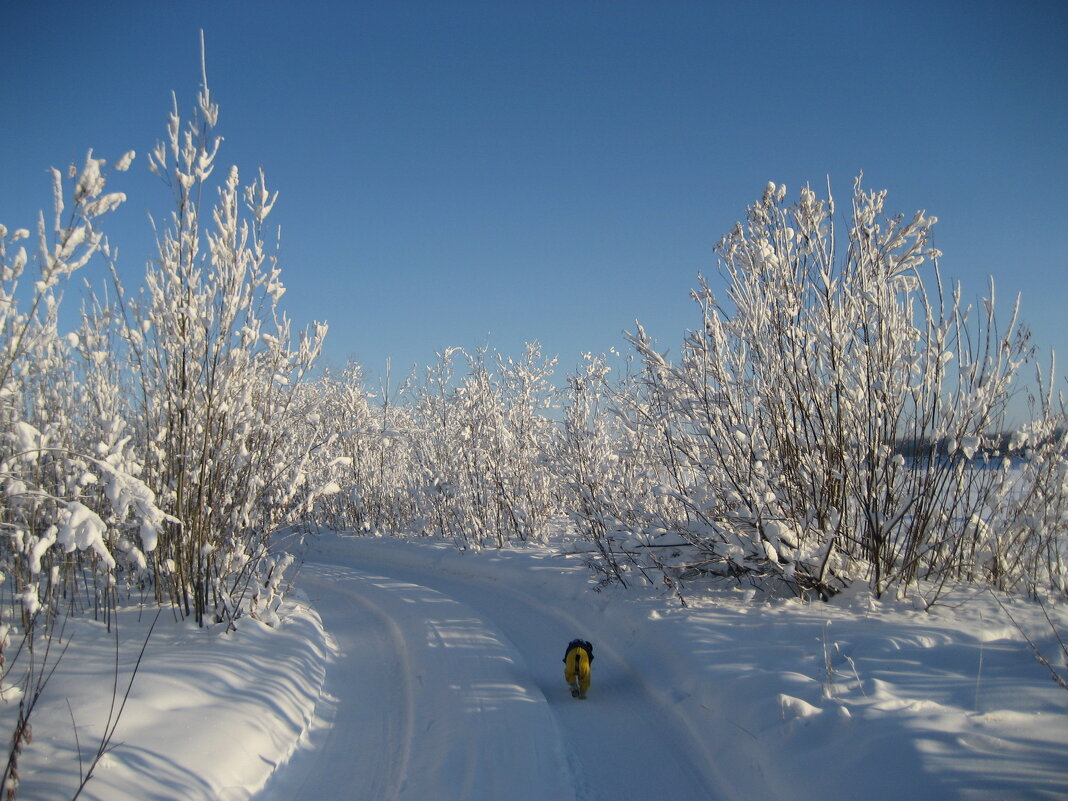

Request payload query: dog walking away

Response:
[563,639,594,699]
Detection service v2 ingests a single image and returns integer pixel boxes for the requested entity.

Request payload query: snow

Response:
[6,531,1068,800]
[56,501,114,568]
[9,604,329,801]
[10,421,45,460]
[114,151,136,172]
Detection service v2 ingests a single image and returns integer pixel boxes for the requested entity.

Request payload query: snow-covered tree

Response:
[112,57,328,625]
[306,362,419,535]
[620,178,1058,599]
[397,343,559,548]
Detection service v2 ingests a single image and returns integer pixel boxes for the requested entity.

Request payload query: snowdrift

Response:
[5,531,1067,800]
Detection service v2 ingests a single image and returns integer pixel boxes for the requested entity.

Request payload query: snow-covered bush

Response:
[301,362,419,536]
[400,343,559,548]
[615,178,1062,600]
[0,47,331,640]
[0,151,165,617]
[294,176,1063,607]
[981,402,1068,598]
[109,63,328,625]
[0,149,181,798]
[0,43,343,788]
[310,344,561,549]
[484,343,560,543]
[555,353,636,584]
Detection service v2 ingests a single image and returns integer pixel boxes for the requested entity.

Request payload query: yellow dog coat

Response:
[563,639,593,698]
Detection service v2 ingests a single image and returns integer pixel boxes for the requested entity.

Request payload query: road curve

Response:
[255,537,722,801]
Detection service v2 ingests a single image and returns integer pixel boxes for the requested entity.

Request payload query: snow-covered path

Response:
[256,539,723,801]
[15,532,1068,801]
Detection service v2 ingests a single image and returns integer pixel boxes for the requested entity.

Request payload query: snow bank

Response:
[7,531,1067,801]
[4,594,331,801]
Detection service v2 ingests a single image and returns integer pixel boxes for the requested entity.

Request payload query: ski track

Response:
[255,565,416,800]
[256,540,722,801]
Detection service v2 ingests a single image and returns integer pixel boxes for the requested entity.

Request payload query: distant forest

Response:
[895,429,1067,460]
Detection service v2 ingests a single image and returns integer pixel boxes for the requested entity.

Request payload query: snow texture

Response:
[6,532,1068,801]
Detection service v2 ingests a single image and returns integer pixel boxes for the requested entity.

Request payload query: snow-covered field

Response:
[10,531,1068,801]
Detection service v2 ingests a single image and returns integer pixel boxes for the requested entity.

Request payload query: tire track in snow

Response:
[254,564,417,801]
[257,561,576,801]
[357,570,576,801]
[337,572,418,800]
[414,570,721,801]
[312,538,724,801]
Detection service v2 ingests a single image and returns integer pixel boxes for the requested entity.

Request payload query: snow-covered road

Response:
[17,532,1068,800]
[256,538,723,801]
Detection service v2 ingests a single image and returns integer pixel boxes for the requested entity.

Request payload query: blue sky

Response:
[2,1,1066,407]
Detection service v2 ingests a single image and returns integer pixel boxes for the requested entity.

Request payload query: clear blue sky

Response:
[3,1,1066,405]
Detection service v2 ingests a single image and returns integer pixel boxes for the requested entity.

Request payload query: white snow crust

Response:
[6,531,1068,801]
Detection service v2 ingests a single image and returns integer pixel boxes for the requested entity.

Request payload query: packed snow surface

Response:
[9,531,1068,800]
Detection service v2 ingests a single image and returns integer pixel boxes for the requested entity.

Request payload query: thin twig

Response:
[70,608,161,801]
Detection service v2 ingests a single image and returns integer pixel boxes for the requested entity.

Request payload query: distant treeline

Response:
[895,429,1068,460]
